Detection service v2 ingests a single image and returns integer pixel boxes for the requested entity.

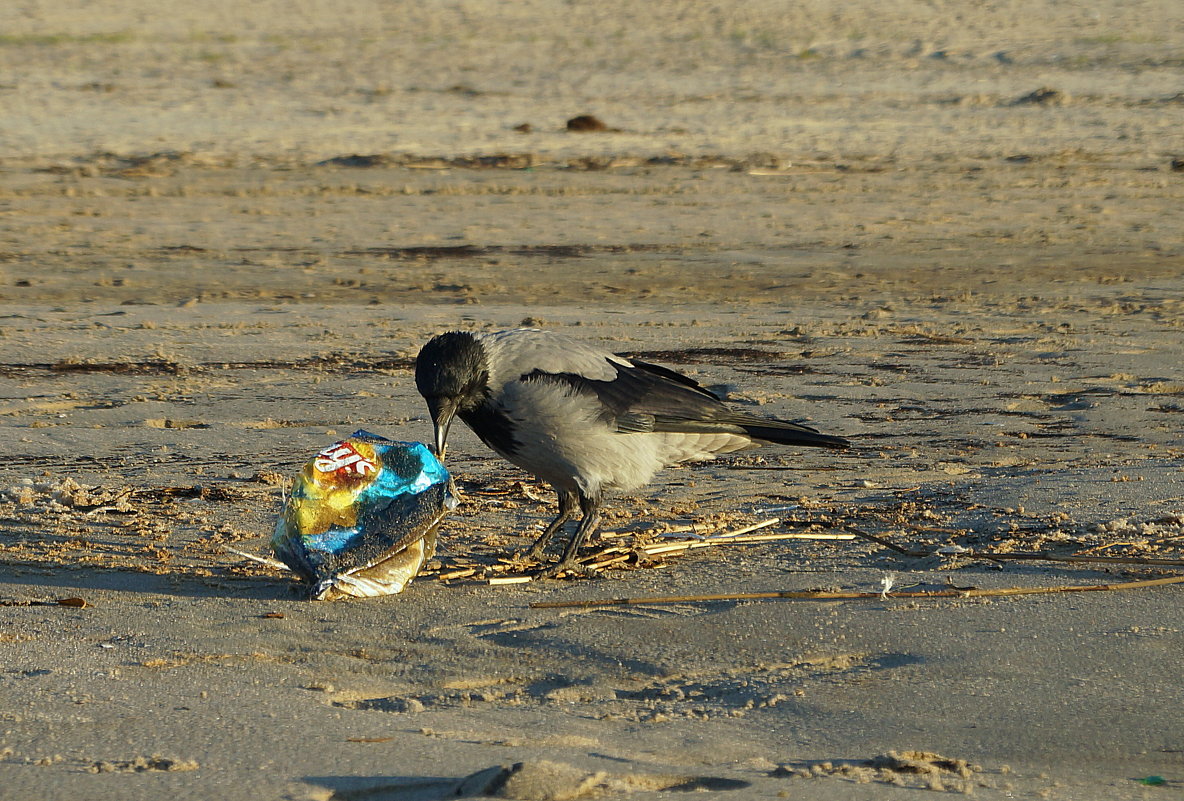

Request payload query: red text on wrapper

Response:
[314,442,378,476]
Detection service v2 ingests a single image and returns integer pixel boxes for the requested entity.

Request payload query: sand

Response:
[1,1,1183,799]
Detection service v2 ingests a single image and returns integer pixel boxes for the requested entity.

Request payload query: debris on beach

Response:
[88,755,199,773]
[566,114,612,132]
[271,431,455,600]
[1010,86,1069,106]
[452,760,750,798]
[773,750,984,793]
[430,514,855,584]
[1,477,134,512]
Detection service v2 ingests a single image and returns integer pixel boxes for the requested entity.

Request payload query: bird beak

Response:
[426,397,457,461]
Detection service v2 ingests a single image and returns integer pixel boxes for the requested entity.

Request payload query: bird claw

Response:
[518,545,548,563]
[512,545,550,566]
[534,560,599,580]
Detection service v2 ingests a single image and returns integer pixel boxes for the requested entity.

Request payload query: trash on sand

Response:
[271,430,455,600]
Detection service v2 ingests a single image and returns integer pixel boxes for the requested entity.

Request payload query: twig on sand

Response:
[601,517,790,540]
[967,551,1184,567]
[844,526,916,556]
[528,574,1184,609]
[224,547,289,570]
[435,566,484,581]
[600,522,709,540]
[640,530,851,557]
[844,528,1184,567]
[703,517,781,537]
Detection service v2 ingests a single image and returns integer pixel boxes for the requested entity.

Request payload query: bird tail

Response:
[732,417,849,450]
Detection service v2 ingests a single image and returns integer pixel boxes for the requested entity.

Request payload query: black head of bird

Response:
[414,331,488,459]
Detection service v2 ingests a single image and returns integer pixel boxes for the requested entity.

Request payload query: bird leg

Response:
[535,490,603,579]
[522,488,579,562]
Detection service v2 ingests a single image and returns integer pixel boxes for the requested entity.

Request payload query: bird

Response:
[414,328,848,577]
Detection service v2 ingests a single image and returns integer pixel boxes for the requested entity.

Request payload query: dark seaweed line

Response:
[0,451,294,473]
[0,355,416,377]
[0,346,813,375]
[156,243,685,260]
[337,243,681,260]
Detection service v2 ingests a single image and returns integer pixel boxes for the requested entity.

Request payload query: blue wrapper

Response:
[271,430,454,599]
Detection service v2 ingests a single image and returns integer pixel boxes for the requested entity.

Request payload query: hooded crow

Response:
[415,328,848,577]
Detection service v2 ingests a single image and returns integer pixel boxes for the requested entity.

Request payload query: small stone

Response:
[566,114,609,132]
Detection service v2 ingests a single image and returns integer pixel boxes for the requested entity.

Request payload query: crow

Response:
[415,328,848,577]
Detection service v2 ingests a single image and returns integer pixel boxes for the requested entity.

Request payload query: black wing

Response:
[522,358,848,449]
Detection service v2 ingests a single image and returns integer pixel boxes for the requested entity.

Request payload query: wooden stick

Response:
[529,574,1184,609]
[583,555,632,572]
[600,523,715,540]
[653,531,856,545]
[1073,541,1145,554]
[436,568,480,580]
[602,518,786,542]
[488,576,532,585]
[705,518,781,537]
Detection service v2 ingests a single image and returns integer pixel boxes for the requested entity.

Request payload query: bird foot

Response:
[534,559,599,580]
[517,545,548,564]
[511,545,551,567]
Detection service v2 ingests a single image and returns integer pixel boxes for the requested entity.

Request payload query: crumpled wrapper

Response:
[271,430,455,600]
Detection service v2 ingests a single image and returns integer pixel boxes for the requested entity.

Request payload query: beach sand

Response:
[1,2,1183,798]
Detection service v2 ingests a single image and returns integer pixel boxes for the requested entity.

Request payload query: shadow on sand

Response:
[0,563,298,602]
